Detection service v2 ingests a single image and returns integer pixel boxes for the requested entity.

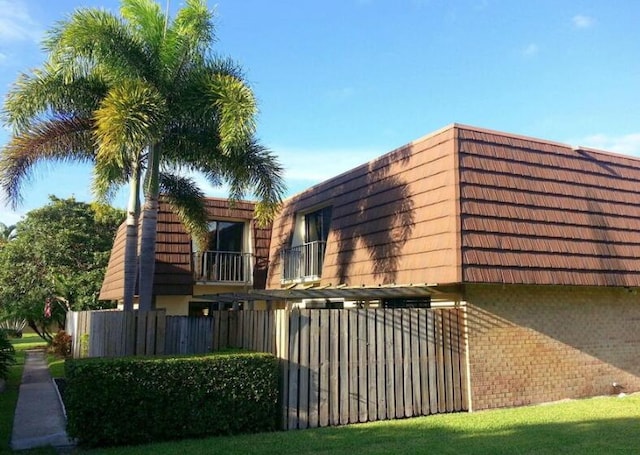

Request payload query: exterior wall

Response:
[192,283,253,297]
[466,284,640,410]
[155,295,190,315]
[267,125,461,288]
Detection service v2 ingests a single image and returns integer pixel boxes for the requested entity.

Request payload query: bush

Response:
[0,330,16,380]
[0,318,27,338]
[50,330,72,357]
[65,352,279,447]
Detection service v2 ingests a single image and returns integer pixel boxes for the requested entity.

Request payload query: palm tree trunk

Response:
[138,144,161,311]
[122,159,141,311]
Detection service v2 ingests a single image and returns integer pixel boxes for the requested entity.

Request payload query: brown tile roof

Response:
[458,125,640,286]
[267,124,640,289]
[102,124,640,294]
[267,125,461,288]
[99,197,271,301]
[98,222,127,301]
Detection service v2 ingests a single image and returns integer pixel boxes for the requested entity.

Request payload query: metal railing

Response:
[281,241,326,282]
[192,251,252,283]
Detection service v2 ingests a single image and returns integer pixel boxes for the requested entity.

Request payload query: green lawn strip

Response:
[0,349,25,453]
[85,394,640,455]
[10,333,49,351]
[47,355,65,379]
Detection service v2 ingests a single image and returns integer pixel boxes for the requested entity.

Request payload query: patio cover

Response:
[198,283,458,303]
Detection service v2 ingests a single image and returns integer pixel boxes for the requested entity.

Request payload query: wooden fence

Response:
[66,310,213,357]
[65,307,469,428]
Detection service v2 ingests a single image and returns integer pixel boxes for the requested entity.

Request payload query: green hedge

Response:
[64,352,279,447]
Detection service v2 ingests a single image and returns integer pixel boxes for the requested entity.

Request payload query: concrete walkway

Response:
[11,349,75,451]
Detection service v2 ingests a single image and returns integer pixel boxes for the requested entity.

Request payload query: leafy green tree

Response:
[0,197,124,341]
[1,0,285,311]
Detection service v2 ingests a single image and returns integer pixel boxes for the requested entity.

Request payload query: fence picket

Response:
[308,311,320,428]
[319,310,330,427]
[357,310,368,423]
[367,310,377,421]
[375,310,387,420]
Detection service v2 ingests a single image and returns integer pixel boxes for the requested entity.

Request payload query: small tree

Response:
[0,197,124,341]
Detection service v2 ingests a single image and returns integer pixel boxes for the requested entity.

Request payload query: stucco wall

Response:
[466,284,640,410]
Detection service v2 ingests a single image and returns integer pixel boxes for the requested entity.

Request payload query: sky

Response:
[0,0,639,225]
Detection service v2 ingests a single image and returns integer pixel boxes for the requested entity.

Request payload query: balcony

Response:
[192,251,252,283]
[281,241,326,282]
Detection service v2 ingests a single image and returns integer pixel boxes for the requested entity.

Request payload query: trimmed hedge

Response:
[64,352,279,447]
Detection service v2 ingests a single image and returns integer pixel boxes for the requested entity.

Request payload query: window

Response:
[281,206,333,282]
[207,221,244,252]
[305,206,332,244]
[193,220,249,282]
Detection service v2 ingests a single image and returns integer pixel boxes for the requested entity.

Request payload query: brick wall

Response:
[466,284,640,410]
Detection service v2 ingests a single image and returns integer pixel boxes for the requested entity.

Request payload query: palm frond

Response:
[44,8,156,85]
[161,0,214,89]
[159,172,209,249]
[202,72,257,154]
[120,0,166,78]
[91,148,139,203]
[121,0,165,41]
[0,116,95,208]
[94,79,168,167]
[3,63,107,132]
[171,0,214,53]
[161,120,220,162]
[222,139,285,226]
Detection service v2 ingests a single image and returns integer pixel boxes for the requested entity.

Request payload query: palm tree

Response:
[1,0,284,311]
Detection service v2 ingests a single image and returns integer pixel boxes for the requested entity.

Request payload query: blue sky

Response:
[1,0,639,225]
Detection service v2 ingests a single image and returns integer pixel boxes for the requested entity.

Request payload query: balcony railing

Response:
[281,241,326,282]
[192,251,252,283]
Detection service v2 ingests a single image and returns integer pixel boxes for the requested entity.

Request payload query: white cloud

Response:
[576,133,640,156]
[522,43,539,56]
[0,0,42,43]
[274,146,385,194]
[572,14,595,29]
[0,207,24,226]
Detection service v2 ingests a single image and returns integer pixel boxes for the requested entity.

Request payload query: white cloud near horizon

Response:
[275,146,385,191]
[572,14,595,29]
[0,0,42,43]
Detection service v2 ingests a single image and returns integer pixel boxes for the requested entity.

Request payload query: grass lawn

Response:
[86,394,640,455]
[3,335,640,454]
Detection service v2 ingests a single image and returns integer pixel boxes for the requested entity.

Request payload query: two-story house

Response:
[100,123,640,411]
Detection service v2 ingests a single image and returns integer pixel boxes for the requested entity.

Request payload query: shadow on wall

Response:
[335,147,415,285]
[466,285,640,400]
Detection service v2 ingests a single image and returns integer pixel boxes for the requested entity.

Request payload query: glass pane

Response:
[305,207,332,243]
[217,221,244,252]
